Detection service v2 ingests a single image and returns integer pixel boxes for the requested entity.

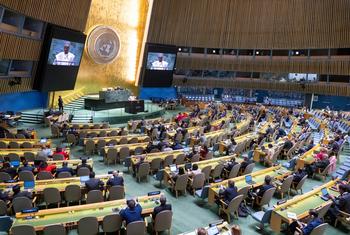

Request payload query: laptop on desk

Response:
[320,187,330,201]
[23,181,35,190]
[245,175,256,185]
[169,164,178,173]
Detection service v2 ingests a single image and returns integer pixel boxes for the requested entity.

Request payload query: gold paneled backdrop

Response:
[57,0,149,98]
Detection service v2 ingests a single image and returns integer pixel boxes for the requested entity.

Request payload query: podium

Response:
[125,100,145,114]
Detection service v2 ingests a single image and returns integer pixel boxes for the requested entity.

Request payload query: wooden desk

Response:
[295,144,321,170]
[270,180,339,232]
[12,194,162,231]
[190,129,230,147]
[178,221,232,235]
[131,149,185,166]
[67,123,109,129]
[75,127,121,135]
[163,155,241,185]
[0,148,70,159]
[0,173,109,194]
[83,135,149,145]
[208,165,292,204]
[252,138,286,162]
[0,139,51,148]
[219,132,255,154]
[103,142,149,158]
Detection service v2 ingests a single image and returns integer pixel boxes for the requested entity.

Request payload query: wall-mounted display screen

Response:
[33,25,86,91]
[140,44,177,87]
[146,52,176,71]
[48,38,84,66]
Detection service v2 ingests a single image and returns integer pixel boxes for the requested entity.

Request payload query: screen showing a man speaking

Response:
[146,52,176,71]
[33,25,86,91]
[48,39,84,66]
[141,44,177,87]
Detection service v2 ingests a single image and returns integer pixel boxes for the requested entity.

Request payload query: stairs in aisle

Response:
[19,110,44,124]
[63,96,86,114]
[333,142,350,179]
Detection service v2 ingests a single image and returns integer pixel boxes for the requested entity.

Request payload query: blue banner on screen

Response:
[48,38,84,66]
[146,53,176,71]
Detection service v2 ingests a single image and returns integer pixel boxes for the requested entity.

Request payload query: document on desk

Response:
[287,212,297,220]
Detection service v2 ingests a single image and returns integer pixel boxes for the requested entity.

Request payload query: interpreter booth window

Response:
[329,48,350,57]
[0,9,23,33]
[254,50,271,57]
[236,71,251,78]
[272,50,289,59]
[177,47,190,53]
[203,70,219,77]
[290,49,308,58]
[191,47,205,54]
[238,49,254,57]
[23,17,44,39]
[9,60,33,77]
[328,75,350,83]
[207,48,220,55]
[0,59,10,76]
[191,70,203,77]
[218,71,235,78]
[310,49,329,58]
[222,49,237,56]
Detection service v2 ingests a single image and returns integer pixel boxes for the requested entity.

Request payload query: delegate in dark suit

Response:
[219,180,238,205]
[152,195,172,218]
[56,164,75,176]
[107,174,124,186]
[85,172,104,191]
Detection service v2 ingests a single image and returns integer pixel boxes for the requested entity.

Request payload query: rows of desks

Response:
[295,144,321,170]
[163,155,240,185]
[12,194,162,231]
[0,172,107,195]
[270,180,339,232]
[208,165,292,204]
[0,148,70,158]
[0,138,51,148]
[130,149,185,166]
[83,134,149,145]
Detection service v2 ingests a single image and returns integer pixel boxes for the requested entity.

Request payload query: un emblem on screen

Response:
[86,26,120,64]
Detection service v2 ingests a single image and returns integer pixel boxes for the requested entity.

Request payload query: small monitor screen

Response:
[185,163,192,171]
[245,175,252,183]
[10,161,20,168]
[147,191,161,196]
[40,138,47,143]
[24,181,35,189]
[146,53,176,71]
[169,164,177,172]
[321,187,328,196]
[80,176,89,183]
[48,38,84,66]
[207,226,219,235]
